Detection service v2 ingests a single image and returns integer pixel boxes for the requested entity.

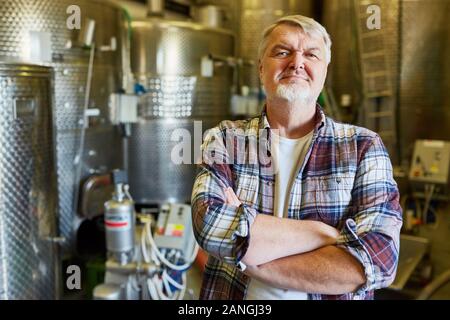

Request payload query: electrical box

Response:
[409,140,450,185]
[154,203,195,260]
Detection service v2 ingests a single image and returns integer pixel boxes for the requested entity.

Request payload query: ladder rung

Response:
[363,71,390,78]
[366,91,392,98]
[361,50,387,59]
[367,111,394,118]
[359,30,384,39]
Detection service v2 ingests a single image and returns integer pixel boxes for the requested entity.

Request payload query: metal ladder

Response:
[352,0,398,158]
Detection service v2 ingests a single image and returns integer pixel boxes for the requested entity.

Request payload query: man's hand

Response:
[224,187,242,207]
[222,186,340,266]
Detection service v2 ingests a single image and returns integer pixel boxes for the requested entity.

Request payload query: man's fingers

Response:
[229,188,240,203]
[229,187,241,206]
[223,187,232,204]
[223,187,241,206]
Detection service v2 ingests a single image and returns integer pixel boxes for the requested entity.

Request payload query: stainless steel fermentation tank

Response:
[0,63,59,299]
[128,19,234,204]
[0,0,128,253]
[322,0,450,164]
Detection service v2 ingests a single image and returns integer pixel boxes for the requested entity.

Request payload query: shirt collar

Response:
[258,103,326,132]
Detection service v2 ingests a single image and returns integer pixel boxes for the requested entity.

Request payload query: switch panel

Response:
[154,203,195,260]
[409,140,450,185]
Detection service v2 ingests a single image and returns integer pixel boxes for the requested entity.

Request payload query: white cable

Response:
[141,226,150,263]
[146,278,159,300]
[178,272,187,300]
[141,222,161,267]
[163,270,184,290]
[140,218,197,300]
[161,268,188,300]
[162,272,173,297]
[153,275,170,300]
[124,184,133,201]
[141,220,161,266]
[145,222,199,271]
[130,274,141,292]
[151,246,160,266]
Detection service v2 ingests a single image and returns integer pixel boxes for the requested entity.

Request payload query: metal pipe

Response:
[106,260,157,275]
[417,269,450,300]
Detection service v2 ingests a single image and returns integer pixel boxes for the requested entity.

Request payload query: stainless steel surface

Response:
[80,174,113,220]
[147,0,164,16]
[322,0,400,163]
[193,0,238,31]
[0,0,127,254]
[323,0,450,166]
[191,5,227,28]
[237,0,314,90]
[131,19,234,76]
[399,0,450,164]
[105,195,135,265]
[128,118,222,204]
[0,63,58,299]
[322,0,361,110]
[129,19,234,204]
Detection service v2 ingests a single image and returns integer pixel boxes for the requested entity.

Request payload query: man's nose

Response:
[288,51,305,70]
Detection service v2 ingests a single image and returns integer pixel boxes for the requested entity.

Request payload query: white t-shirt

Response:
[245,130,314,300]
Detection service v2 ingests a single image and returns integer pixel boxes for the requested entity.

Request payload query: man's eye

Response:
[276,51,289,57]
[307,53,318,59]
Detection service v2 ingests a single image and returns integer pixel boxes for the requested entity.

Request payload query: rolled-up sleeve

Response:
[191,126,257,266]
[336,134,403,294]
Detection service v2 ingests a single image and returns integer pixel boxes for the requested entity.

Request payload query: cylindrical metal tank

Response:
[0,63,59,299]
[322,0,399,120]
[399,0,450,163]
[322,0,450,165]
[323,0,400,163]
[0,0,128,252]
[322,0,361,113]
[128,19,234,204]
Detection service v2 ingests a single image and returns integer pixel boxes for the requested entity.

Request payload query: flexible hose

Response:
[145,221,199,271]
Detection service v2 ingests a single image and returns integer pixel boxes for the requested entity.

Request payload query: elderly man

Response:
[191,15,402,300]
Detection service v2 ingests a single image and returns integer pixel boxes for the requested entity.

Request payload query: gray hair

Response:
[257,15,332,64]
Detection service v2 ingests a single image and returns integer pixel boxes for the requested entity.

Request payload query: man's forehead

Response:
[268,24,325,48]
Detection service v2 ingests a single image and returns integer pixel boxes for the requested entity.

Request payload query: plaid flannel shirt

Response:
[191,106,402,300]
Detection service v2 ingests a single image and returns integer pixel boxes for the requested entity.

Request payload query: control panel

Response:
[409,140,450,185]
[154,203,195,260]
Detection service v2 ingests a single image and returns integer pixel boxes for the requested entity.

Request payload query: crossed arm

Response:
[192,132,402,296]
[224,187,366,295]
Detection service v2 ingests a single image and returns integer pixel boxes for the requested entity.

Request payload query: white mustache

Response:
[279,70,310,81]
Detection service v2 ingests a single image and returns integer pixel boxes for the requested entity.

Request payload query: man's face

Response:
[259,24,328,104]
